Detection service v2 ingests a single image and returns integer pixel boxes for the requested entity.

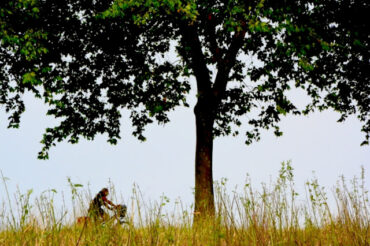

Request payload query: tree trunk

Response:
[194,102,215,221]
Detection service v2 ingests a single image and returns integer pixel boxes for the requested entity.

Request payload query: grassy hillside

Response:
[1,162,369,245]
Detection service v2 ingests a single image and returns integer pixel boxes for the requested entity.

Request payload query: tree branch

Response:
[213,27,246,102]
[179,22,212,97]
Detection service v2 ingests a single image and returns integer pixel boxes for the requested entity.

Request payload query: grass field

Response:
[0,162,369,245]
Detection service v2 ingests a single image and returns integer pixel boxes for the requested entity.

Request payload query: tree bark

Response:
[193,101,215,221]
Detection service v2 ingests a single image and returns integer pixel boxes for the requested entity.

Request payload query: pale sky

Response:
[0,78,369,216]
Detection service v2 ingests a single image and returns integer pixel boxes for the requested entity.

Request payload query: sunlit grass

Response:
[0,162,369,245]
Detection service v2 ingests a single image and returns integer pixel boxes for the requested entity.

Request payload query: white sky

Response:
[0,78,369,217]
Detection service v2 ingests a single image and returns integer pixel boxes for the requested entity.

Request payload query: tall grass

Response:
[0,162,369,245]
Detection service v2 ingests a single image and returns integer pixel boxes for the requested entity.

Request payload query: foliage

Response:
[0,163,369,245]
[0,0,47,129]
[0,0,368,155]
[1,0,369,159]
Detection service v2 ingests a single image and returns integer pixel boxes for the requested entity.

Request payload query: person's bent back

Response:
[88,188,117,221]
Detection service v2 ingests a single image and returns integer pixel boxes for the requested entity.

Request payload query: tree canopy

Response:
[1,0,369,217]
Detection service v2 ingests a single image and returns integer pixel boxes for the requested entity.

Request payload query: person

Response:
[88,188,117,221]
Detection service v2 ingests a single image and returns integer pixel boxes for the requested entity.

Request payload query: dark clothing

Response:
[88,191,107,219]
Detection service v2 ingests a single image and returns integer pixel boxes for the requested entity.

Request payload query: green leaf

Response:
[276,105,287,115]
[22,72,40,85]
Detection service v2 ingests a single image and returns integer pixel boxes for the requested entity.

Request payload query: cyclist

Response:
[88,188,117,220]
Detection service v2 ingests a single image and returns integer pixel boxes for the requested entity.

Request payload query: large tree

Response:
[1,0,369,218]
